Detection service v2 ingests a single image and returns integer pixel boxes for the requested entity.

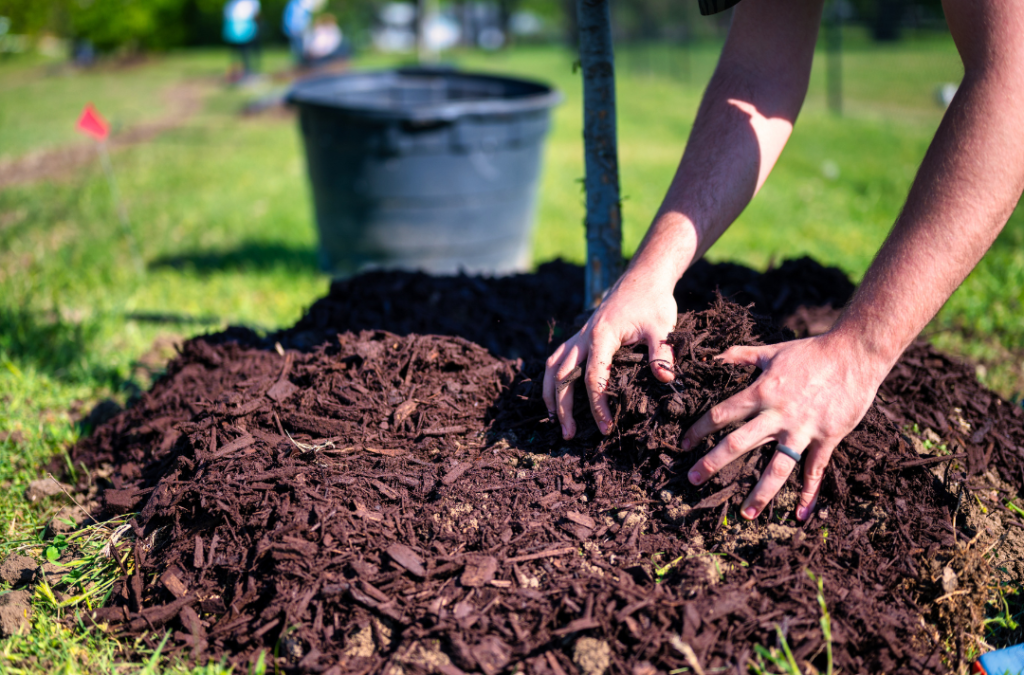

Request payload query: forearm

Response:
[832,61,1024,372]
[628,72,797,287]
[626,0,823,289]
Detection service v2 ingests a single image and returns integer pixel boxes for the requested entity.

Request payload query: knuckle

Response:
[586,360,608,382]
[821,421,845,438]
[722,433,742,455]
[590,321,612,339]
[804,463,826,482]
[756,378,777,400]
[770,460,793,482]
[709,405,728,426]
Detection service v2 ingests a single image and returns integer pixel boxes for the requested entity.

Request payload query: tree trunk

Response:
[577,0,622,309]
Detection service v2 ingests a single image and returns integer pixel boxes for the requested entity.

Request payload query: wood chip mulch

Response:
[70,258,1024,675]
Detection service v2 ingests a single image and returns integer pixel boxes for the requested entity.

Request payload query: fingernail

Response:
[742,507,756,520]
[561,424,569,439]
[688,470,700,485]
[598,421,609,435]
[797,506,809,521]
[547,410,555,420]
[681,438,691,451]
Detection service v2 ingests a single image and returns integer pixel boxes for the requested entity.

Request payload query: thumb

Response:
[717,344,773,367]
[646,334,674,383]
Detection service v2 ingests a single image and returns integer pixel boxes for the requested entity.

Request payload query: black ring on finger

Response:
[775,444,803,463]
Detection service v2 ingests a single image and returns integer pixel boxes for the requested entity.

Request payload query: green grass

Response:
[0,29,1022,672]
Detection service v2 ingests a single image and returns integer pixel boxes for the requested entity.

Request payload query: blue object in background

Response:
[283,0,312,60]
[976,644,1024,675]
[223,0,260,44]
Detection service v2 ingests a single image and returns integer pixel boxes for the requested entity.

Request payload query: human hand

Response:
[542,269,678,440]
[681,333,890,521]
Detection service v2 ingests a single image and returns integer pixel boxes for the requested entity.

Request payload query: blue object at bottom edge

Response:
[979,644,1024,675]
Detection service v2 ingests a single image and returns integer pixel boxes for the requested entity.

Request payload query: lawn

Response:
[0,29,1022,672]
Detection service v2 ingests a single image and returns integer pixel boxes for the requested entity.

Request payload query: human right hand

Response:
[542,268,678,440]
[680,331,888,521]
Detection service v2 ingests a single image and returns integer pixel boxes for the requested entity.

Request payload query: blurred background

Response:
[0,0,1021,478]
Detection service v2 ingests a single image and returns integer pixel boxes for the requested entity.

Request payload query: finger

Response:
[796,440,834,521]
[585,330,619,435]
[716,344,773,367]
[555,343,586,439]
[681,387,761,451]
[542,341,571,416]
[740,436,809,520]
[687,413,777,485]
[646,334,674,383]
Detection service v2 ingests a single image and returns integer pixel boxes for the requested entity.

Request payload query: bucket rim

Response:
[286,66,562,123]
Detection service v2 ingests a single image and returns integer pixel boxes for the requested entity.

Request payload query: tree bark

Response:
[577,0,622,310]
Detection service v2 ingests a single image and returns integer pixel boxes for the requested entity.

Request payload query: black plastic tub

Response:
[287,66,561,276]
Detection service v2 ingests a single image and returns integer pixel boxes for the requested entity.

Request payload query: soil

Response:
[0,554,38,587]
[0,589,32,639]
[67,257,1024,675]
[24,477,71,503]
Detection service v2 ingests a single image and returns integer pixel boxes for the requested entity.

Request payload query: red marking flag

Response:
[76,103,109,141]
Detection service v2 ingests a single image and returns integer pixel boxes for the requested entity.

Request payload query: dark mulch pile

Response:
[272,260,586,360]
[69,258,1024,675]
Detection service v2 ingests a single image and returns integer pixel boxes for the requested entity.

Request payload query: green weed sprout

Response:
[984,588,1021,633]
[1006,501,1024,520]
[252,649,268,675]
[749,571,834,675]
[655,555,685,582]
[807,570,834,675]
[37,516,135,613]
[750,626,800,675]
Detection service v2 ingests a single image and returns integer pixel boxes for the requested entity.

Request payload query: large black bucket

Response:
[288,66,561,276]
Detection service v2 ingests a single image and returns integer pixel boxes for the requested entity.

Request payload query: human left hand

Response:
[681,332,890,521]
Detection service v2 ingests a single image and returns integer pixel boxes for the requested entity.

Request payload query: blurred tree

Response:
[0,0,307,52]
[67,0,192,51]
[323,0,378,50]
[0,0,70,36]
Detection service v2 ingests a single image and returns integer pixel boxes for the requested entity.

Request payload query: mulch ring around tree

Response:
[60,258,1024,675]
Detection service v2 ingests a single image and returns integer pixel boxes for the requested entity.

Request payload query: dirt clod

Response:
[47,505,93,536]
[0,589,32,638]
[0,555,38,587]
[24,478,68,502]
[573,637,612,675]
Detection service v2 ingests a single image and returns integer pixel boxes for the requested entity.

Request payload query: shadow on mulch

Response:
[63,257,1024,675]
